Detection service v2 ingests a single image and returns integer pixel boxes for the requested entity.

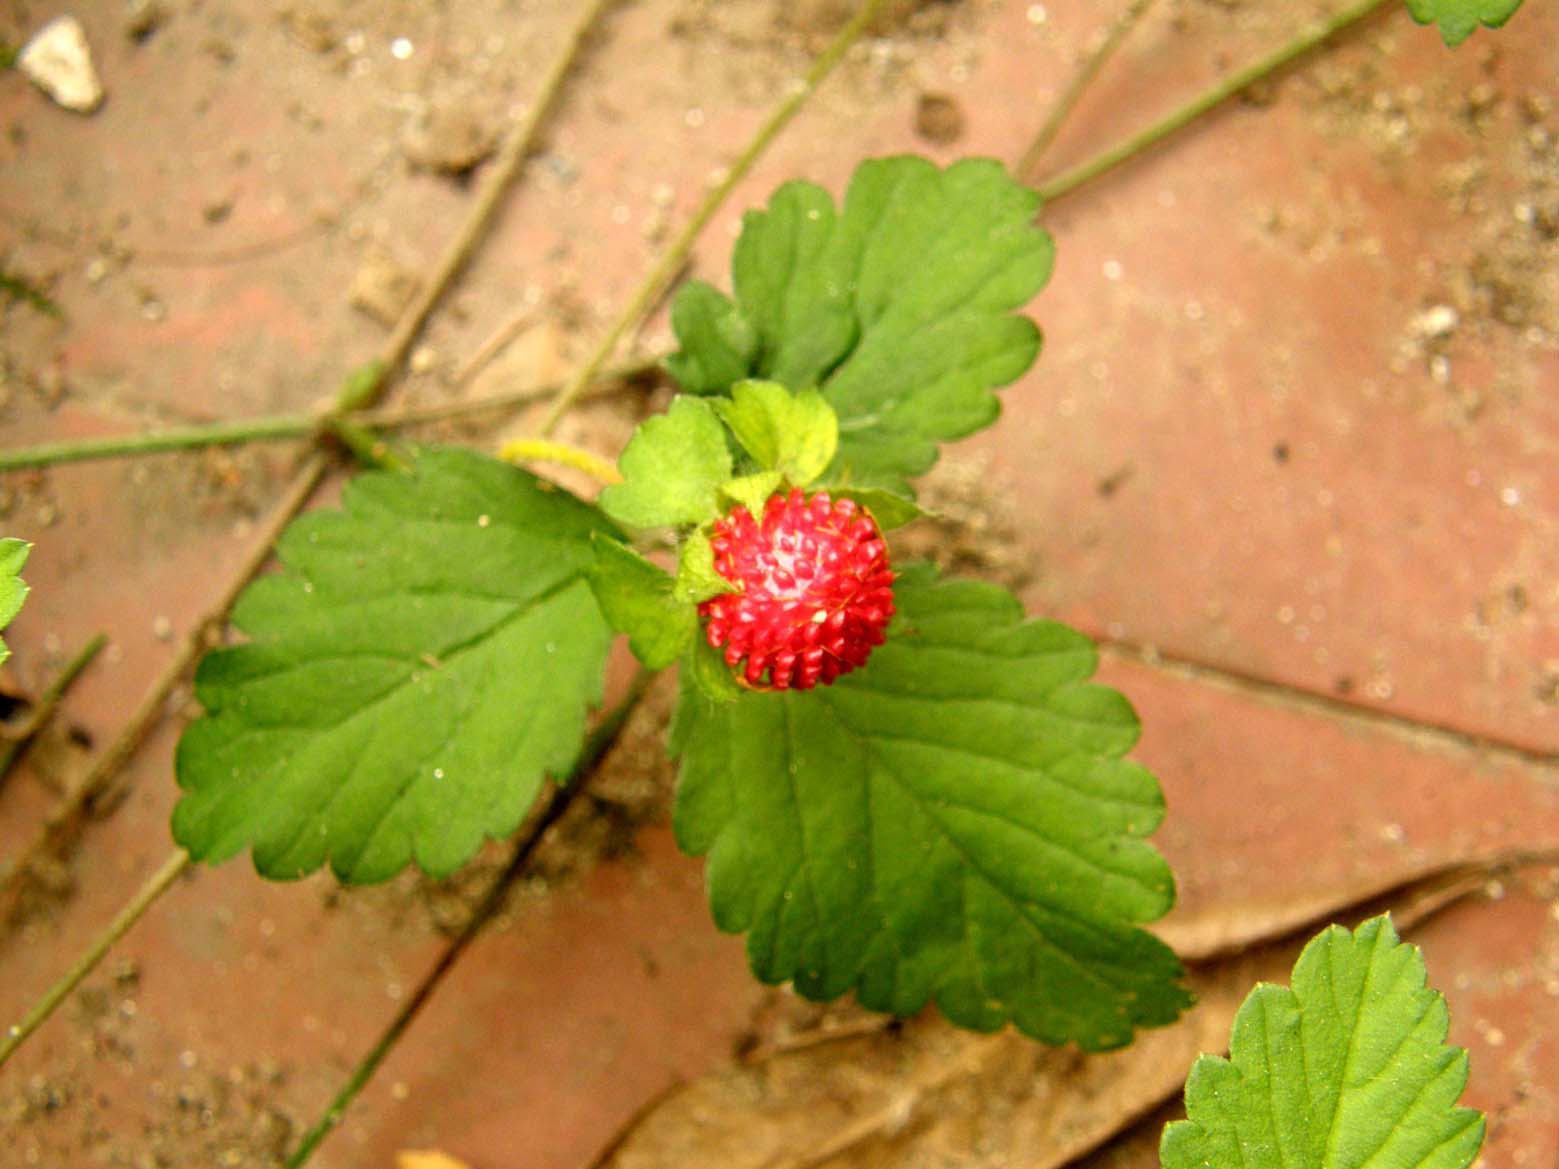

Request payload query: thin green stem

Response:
[1017,0,1159,182]
[535,0,889,437]
[497,437,622,485]
[0,357,663,473]
[0,849,191,1067]
[0,633,108,777]
[1032,0,1394,205]
[283,668,656,1169]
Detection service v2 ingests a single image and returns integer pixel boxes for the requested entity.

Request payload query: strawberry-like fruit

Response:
[700,488,895,690]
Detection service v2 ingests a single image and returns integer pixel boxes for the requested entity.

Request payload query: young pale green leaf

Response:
[598,396,732,529]
[1405,0,1523,45]
[1161,914,1484,1169]
[0,537,32,666]
[587,535,696,670]
[664,280,760,396]
[715,380,838,486]
[667,156,1054,491]
[670,564,1189,1050]
[173,448,616,884]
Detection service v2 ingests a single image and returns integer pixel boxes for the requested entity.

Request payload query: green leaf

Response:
[1162,914,1484,1169]
[674,528,735,605]
[686,634,742,704]
[670,564,1189,1050]
[719,470,784,519]
[715,380,839,486]
[588,534,696,670]
[664,281,759,395]
[1405,0,1523,45]
[598,396,732,529]
[173,448,616,884]
[0,537,32,667]
[667,156,1055,492]
[826,487,924,531]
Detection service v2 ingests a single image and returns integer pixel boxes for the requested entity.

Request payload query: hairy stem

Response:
[535,0,889,436]
[1033,0,1394,204]
[1017,0,1159,182]
[283,668,656,1169]
[0,357,663,473]
[0,849,191,1067]
[497,437,622,485]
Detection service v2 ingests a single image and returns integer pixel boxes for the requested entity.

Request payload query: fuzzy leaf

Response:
[715,380,838,487]
[828,487,924,530]
[598,396,732,529]
[173,449,615,883]
[667,156,1054,492]
[720,470,784,519]
[0,537,31,666]
[670,564,1189,1050]
[674,529,735,605]
[588,535,696,670]
[1162,914,1484,1169]
[1405,0,1523,44]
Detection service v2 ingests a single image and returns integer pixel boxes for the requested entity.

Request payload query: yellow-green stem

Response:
[497,437,622,485]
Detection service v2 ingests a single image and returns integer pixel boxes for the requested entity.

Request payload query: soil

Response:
[1,1,1556,1168]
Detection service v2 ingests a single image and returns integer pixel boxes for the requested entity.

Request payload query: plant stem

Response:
[0,849,190,1067]
[1017,0,1159,182]
[535,0,889,437]
[1032,0,1394,205]
[283,668,656,1169]
[0,357,664,473]
[497,437,622,485]
[0,633,107,778]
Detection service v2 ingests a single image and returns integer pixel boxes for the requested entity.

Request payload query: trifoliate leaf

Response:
[715,380,839,487]
[670,564,1189,1050]
[674,528,735,605]
[1161,914,1484,1169]
[1405,0,1523,45]
[720,470,784,519]
[0,537,32,667]
[664,280,760,396]
[587,534,696,670]
[667,156,1054,492]
[173,448,616,883]
[598,396,732,529]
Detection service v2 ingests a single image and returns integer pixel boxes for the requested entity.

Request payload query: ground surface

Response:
[1,0,1556,1167]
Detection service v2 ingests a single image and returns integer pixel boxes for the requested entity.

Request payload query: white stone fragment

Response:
[18,16,105,114]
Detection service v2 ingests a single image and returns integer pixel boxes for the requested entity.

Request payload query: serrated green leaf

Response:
[720,470,784,518]
[670,564,1189,1050]
[668,156,1054,492]
[587,534,696,670]
[674,528,735,605]
[172,448,616,884]
[1161,914,1484,1169]
[715,381,839,487]
[0,537,32,667]
[826,487,924,530]
[664,281,759,395]
[599,396,732,529]
[1405,0,1523,45]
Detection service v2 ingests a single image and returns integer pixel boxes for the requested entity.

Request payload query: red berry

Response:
[699,489,895,690]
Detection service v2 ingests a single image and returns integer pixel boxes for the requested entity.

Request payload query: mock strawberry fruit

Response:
[699,488,895,690]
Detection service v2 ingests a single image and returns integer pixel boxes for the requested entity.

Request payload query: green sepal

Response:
[684,633,742,704]
[714,380,838,487]
[587,534,697,671]
[674,529,735,605]
[720,470,785,519]
[598,396,732,529]
[826,487,924,531]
